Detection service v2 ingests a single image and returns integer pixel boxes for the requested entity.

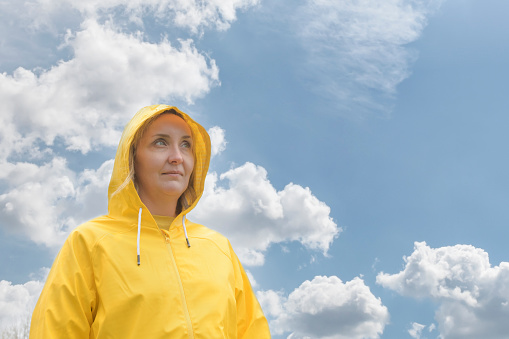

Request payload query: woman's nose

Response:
[167,145,183,164]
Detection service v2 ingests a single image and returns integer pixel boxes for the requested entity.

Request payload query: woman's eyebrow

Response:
[153,133,192,139]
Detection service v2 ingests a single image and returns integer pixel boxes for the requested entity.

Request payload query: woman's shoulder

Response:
[67,215,134,246]
[185,221,234,255]
[185,221,227,240]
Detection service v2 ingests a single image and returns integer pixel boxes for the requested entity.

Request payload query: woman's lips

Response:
[162,171,182,175]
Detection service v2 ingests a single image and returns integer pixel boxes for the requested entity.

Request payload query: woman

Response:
[30,105,271,338]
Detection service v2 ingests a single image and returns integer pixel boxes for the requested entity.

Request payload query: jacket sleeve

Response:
[30,229,96,338]
[229,242,271,338]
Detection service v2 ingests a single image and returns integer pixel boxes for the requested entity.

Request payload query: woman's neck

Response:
[138,191,179,217]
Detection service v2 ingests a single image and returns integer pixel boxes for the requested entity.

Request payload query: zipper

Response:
[162,232,195,339]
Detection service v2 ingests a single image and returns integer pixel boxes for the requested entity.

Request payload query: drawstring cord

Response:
[137,208,190,266]
[183,214,191,248]
[137,208,142,266]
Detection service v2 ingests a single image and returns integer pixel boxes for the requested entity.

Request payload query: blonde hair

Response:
[112,109,197,215]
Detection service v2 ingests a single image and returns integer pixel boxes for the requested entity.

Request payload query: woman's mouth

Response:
[162,171,182,176]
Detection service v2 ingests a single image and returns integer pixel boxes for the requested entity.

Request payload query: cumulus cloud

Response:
[0,158,76,246]
[19,0,259,34]
[0,159,112,247]
[258,275,389,338]
[71,159,114,223]
[294,0,443,116]
[0,279,44,334]
[377,242,509,339]
[190,162,341,265]
[208,126,227,157]
[0,19,219,157]
[257,289,285,318]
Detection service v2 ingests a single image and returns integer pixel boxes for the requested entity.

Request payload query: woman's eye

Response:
[181,141,191,148]
[154,139,167,146]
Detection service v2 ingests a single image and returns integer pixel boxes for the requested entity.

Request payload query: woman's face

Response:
[134,114,194,204]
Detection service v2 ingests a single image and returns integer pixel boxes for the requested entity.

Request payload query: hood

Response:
[107,104,211,221]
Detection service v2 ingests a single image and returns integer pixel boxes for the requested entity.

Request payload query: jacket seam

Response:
[89,224,139,271]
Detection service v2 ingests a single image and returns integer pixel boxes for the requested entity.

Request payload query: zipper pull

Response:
[161,230,170,243]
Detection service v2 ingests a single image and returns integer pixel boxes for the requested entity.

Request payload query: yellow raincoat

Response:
[30,105,270,338]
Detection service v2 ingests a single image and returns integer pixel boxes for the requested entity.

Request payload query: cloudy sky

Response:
[1,0,509,338]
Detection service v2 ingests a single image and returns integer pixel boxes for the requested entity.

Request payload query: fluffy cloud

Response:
[377,242,509,339]
[71,159,114,223]
[190,162,341,265]
[0,159,112,247]
[0,279,44,334]
[258,275,389,338]
[0,19,218,158]
[0,158,76,246]
[20,0,259,34]
[208,126,227,157]
[294,0,442,116]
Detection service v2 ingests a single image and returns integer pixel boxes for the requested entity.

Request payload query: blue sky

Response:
[1,0,509,338]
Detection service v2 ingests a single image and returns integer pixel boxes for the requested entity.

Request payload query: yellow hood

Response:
[108,104,211,220]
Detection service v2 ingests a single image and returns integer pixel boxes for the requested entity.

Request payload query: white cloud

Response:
[377,242,509,339]
[0,159,112,247]
[0,19,219,158]
[72,159,114,222]
[294,0,443,116]
[0,279,44,334]
[408,322,425,339]
[20,0,259,34]
[257,289,285,319]
[377,242,490,305]
[208,126,227,157]
[0,158,76,246]
[190,162,341,265]
[258,276,389,338]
